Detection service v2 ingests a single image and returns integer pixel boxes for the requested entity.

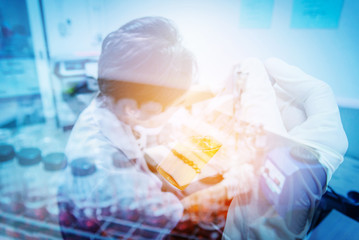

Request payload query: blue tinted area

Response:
[0,0,359,238]
[291,0,344,28]
[329,107,359,196]
[308,210,359,240]
[339,106,359,158]
[239,0,274,28]
[0,0,34,58]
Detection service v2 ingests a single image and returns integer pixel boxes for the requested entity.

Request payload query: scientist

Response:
[66,16,348,239]
[65,16,196,226]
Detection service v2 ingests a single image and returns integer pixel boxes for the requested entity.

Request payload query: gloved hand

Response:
[181,163,256,223]
[223,58,349,240]
[264,58,348,180]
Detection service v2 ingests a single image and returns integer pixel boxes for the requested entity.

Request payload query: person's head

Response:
[97,16,196,126]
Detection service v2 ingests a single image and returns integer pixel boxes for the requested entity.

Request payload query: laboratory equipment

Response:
[43,153,67,224]
[0,144,23,214]
[65,158,100,233]
[0,0,50,127]
[0,142,227,239]
[61,157,116,235]
[51,59,98,129]
[17,147,47,220]
[107,151,186,239]
[157,135,222,190]
[111,152,141,223]
[260,145,327,234]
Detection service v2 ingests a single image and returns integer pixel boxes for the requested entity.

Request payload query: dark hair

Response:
[98,80,187,108]
[97,17,196,106]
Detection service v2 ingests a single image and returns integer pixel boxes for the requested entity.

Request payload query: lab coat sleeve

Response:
[223,58,335,240]
[65,103,117,170]
[264,58,348,180]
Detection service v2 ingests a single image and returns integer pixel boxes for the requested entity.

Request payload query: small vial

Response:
[68,158,100,233]
[66,158,116,234]
[0,144,24,214]
[17,147,47,220]
[43,153,68,224]
[111,151,141,222]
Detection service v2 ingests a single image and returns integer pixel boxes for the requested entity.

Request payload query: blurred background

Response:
[1,0,358,129]
[0,0,358,239]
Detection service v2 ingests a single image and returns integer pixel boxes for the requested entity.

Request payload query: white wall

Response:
[42,0,359,102]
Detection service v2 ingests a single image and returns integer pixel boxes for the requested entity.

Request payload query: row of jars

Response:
[0,144,67,221]
[0,144,184,239]
[57,151,226,239]
[0,128,226,239]
[59,151,184,239]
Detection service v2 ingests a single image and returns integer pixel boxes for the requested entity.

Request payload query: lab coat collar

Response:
[90,97,143,160]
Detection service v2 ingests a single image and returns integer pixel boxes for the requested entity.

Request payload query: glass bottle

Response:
[0,144,23,214]
[17,147,47,220]
[43,152,67,224]
[66,157,115,233]
[111,151,142,222]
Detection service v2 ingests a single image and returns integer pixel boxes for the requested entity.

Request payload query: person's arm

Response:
[264,58,348,180]
[223,58,349,240]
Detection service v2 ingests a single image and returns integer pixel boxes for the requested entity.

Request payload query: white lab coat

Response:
[65,95,183,227]
[66,96,143,169]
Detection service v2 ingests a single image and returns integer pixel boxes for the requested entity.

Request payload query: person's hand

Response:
[222,58,348,239]
[180,163,256,223]
[181,182,227,223]
[264,58,348,179]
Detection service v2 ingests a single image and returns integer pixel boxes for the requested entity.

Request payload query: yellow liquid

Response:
[157,136,222,190]
[157,166,189,190]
